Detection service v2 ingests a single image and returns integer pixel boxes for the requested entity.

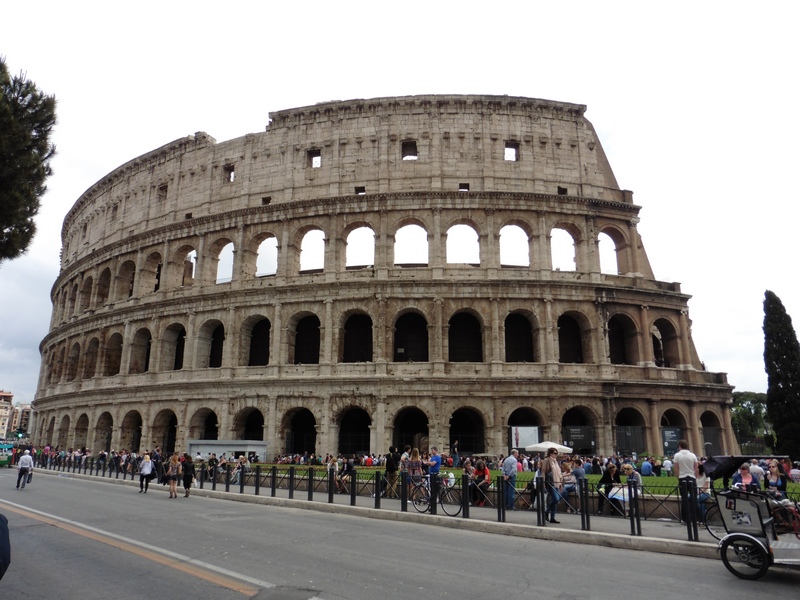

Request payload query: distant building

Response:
[0,391,12,438]
[10,403,31,438]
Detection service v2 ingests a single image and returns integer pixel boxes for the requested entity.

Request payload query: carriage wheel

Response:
[720,534,770,580]
[704,505,726,541]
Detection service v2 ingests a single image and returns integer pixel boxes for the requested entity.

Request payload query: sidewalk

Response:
[40,469,719,559]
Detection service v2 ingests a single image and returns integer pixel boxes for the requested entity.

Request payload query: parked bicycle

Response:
[410,474,462,516]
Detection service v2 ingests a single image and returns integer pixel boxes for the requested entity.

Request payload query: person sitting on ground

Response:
[731,462,760,491]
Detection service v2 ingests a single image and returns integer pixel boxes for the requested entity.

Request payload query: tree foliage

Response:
[730,391,768,441]
[763,290,800,460]
[0,57,57,263]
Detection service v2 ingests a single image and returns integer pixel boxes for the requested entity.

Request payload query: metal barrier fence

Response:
[35,457,737,540]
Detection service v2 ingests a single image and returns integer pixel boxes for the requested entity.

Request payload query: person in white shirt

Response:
[16,450,34,489]
[748,459,765,481]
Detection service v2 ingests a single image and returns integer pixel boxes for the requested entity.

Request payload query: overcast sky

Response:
[2,1,798,405]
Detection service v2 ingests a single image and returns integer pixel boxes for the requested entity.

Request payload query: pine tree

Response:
[763,290,800,460]
[0,57,57,263]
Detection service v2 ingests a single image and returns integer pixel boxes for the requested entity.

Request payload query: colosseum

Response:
[32,94,736,460]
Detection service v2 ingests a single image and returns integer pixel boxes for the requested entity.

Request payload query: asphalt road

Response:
[1,469,799,599]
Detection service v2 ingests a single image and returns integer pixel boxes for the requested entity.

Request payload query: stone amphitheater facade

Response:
[32,94,735,460]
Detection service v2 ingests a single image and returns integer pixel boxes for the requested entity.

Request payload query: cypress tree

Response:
[763,290,800,460]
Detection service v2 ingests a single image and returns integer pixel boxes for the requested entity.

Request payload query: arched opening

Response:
[115,260,136,300]
[345,226,375,268]
[392,407,428,452]
[162,324,186,371]
[446,224,480,265]
[299,229,325,273]
[58,415,70,449]
[557,314,584,363]
[154,410,178,454]
[393,312,429,362]
[215,241,235,284]
[661,408,688,455]
[450,408,485,454]
[342,313,373,362]
[245,318,271,366]
[79,277,93,312]
[83,338,99,379]
[129,328,152,374]
[96,268,111,306]
[285,408,316,455]
[120,410,143,452]
[505,313,535,362]
[239,408,265,441]
[701,411,723,457]
[615,407,646,455]
[550,227,576,271]
[196,320,225,368]
[74,413,89,449]
[104,333,123,376]
[652,318,680,368]
[561,407,595,454]
[499,224,529,267]
[608,314,639,365]
[140,251,163,293]
[189,408,219,441]
[508,408,541,450]
[65,343,80,381]
[393,224,428,266]
[448,312,483,362]
[292,315,321,364]
[256,236,278,277]
[598,231,619,275]
[93,412,114,454]
[338,407,371,456]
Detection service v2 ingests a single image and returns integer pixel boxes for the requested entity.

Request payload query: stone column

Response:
[432,296,445,374]
[639,305,654,365]
[648,399,661,456]
[321,298,334,374]
[430,208,444,276]
[678,310,694,369]
[687,401,702,457]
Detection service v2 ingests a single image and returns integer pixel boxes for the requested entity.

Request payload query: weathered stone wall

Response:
[34,95,734,460]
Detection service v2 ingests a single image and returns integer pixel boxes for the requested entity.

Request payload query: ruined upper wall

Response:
[60,95,626,266]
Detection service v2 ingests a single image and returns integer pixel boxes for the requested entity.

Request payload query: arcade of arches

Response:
[36,398,732,459]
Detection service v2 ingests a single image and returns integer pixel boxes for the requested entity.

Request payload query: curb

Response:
[40,470,718,559]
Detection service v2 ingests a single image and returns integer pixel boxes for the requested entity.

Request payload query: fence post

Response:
[374,471,381,509]
[497,475,505,522]
[430,474,439,515]
[255,465,261,496]
[288,466,295,499]
[349,470,357,506]
[579,478,591,530]
[628,481,642,535]
[328,469,335,503]
[400,471,408,512]
[308,467,314,502]
[462,473,470,519]
[239,466,246,494]
[270,466,277,497]
[536,476,546,526]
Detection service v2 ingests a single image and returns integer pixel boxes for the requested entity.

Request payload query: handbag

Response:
[27,472,33,484]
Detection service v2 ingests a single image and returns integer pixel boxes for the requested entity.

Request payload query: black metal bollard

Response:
[288,466,295,499]
[579,478,591,530]
[254,465,261,496]
[225,464,231,493]
[430,474,438,516]
[270,466,277,497]
[536,476,547,526]
[497,475,505,522]
[328,469,335,503]
[628,481,642,536]
[308,467,314,501]
[198,464,205,489]
[462,473,470,519]
[239,466,245,494]
[400,471,408,512]
[349,471,357,506]
[374,471,381,509]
